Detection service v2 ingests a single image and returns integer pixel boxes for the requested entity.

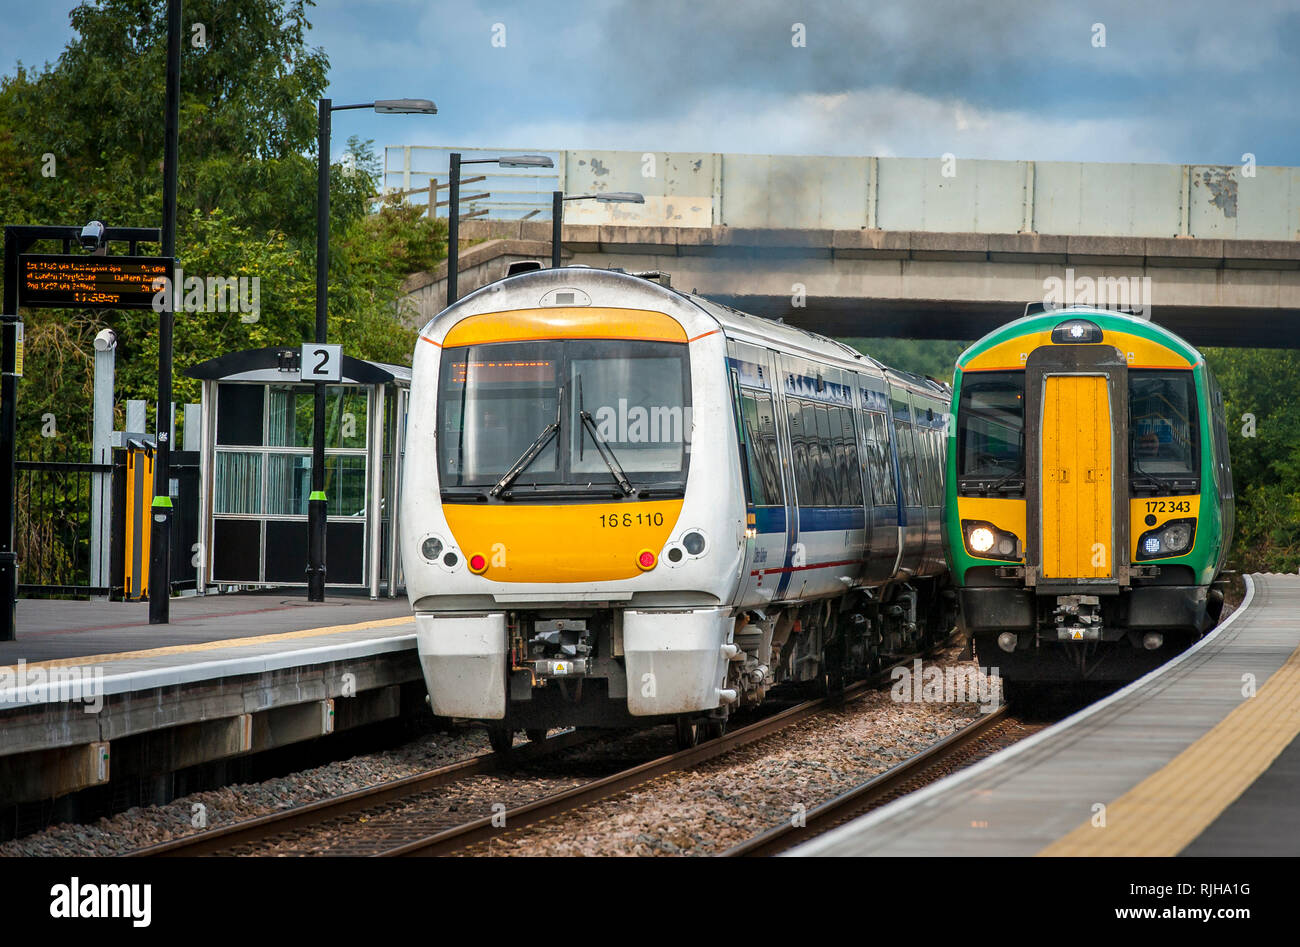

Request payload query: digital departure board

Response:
[18,254,173,310]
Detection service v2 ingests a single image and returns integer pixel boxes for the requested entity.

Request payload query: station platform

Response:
[794,572,1300,857]
[0,593,419,805]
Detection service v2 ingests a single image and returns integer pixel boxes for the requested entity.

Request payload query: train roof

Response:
[434,265,909,382]
[956,306,1204,372]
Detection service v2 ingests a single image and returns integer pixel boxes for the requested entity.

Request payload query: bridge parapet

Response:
[386,146,1300,242]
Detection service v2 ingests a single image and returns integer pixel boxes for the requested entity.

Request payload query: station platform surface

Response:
[794,573,1300,857]
[1,592,415,707]
[1,593,420,800]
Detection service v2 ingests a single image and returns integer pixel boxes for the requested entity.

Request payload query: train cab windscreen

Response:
[438,339,691,494]
[957,371,1025,485]
[1129,370,1198,484]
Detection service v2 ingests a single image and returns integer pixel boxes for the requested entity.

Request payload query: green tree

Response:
[839,337,969,383]
[1203,346,1300,572]
[0,0,442,456]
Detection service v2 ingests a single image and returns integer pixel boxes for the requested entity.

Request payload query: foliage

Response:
[1202,346,1300,573]
[839,337,969,384]
[0,0,442,459]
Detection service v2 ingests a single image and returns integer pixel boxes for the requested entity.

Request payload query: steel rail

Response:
[381,679,883,857]
[720,704,1011,857]
[127,728,593,857]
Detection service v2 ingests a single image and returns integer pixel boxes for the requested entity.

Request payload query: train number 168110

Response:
[600,512,665,528]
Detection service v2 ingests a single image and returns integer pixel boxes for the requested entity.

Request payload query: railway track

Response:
[722,704,1042,856]
[129,647,986,858]
[127,728,597,857]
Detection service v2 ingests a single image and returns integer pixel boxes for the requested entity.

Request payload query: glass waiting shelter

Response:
[186,347,409,597]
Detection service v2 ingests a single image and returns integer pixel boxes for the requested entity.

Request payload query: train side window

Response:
[870,412,897,505]
[841,407,864,505]
[894,419,921,506]
[924,418,941,505]
[740,390,784,506]
[787,398,810,505]
[812,403,834,506]
[739,393,770,505]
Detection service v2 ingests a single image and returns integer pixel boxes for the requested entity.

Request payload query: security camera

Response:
[93,328,117,352]
[79,220,107,252]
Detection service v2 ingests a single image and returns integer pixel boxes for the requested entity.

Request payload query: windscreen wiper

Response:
[578,410,636,496]
[1130,436,1179,494]
[983,465,1025,495]
[490,387,563,498]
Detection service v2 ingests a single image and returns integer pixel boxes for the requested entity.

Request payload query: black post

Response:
[447,151,460,304]
[308,98,330,602]
[148,0,182,624]
[0,235,17,640]
[552,190,563,269]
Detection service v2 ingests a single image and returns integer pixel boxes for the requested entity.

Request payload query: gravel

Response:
[1,725,499,857]
[457,647,998,856]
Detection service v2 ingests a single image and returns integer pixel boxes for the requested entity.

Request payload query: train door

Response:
[914,394,944,574]
[859,393,900,584]
[769,350,800,601]
[891,389,924,577]
[735,376,788,606]
[1039,375,1113,579]
[726,340,789,608]
[851,380,876,576]
[1023,344,1127,588]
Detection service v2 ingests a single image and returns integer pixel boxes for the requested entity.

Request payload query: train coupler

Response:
[1047,594,1104,641]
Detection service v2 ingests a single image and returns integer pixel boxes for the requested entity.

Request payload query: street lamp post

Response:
[309,96,436,603]
[551,191,645,269]
[445,153,553,305]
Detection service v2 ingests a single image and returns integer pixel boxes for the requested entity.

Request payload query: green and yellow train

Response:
[945,306,1234,694]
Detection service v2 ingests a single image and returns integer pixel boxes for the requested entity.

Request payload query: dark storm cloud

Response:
[579,0,1040,116]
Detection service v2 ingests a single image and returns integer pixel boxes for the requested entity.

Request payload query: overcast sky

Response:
[4,0,1299,167]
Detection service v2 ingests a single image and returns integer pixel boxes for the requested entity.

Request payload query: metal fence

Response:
[382,145,562,221]
[14,442,111,597]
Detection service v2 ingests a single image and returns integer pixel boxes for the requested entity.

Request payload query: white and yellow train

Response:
[401,266,953,749]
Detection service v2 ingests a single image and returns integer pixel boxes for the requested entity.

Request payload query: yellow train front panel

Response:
[442,500,684,583]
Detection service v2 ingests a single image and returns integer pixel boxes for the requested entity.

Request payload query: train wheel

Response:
[487,723,515,754]
[525,728,549,744]
[701,718,727,742]
[674,716,700,750]
[821,639,846,699]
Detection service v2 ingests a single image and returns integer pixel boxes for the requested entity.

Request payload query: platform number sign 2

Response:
[301,343,342,382]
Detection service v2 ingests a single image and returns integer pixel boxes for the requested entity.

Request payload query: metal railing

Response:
[14,442,111,597]
[382,145,561,221]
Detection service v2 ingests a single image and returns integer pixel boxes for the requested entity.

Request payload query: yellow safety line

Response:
[1039,636,1300,856]
[0,615,415,674]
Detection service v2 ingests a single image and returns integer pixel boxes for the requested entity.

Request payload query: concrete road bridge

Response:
[389,147,1300,347]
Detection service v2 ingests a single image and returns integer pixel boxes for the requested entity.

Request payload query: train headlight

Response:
[421,536,444,562]
[682,530,707,556]
[1162,522,1193,552]
[1051,319,1103,343]
[962,520,1021,561]
[968,527,996,553]
[1136,517,1196,560]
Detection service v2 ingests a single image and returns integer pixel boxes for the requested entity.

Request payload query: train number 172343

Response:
[1145,499,1192,513]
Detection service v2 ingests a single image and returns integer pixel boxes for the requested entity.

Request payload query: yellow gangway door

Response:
[1041,375,1112,579]
[124,446,154,600]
